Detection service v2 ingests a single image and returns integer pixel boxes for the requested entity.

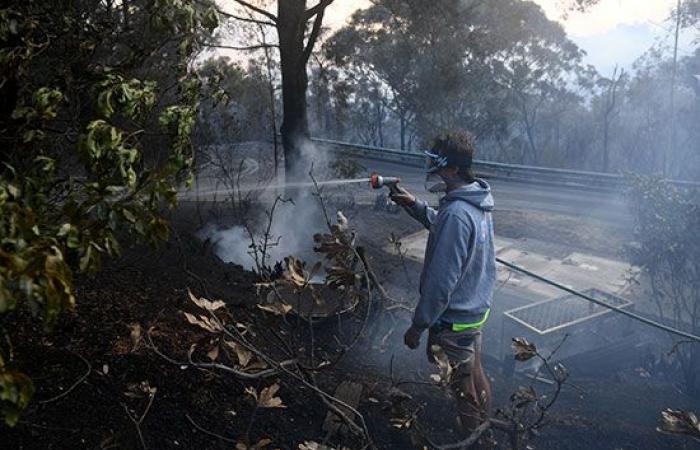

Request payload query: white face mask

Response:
[424,172,464,193]
[424,172,447,193]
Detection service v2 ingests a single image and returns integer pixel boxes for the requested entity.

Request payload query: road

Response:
[354,158,632,225]
[185,154,633,225]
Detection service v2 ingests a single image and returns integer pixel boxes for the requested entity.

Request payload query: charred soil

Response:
[1,203,697,450]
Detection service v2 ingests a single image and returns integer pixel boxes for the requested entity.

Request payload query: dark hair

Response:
[430,131,476,182]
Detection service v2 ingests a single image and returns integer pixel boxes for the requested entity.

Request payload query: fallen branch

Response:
[185,413,237,443]
[38,350,91,405]
[121,385,156,450]
[146,327,295,380]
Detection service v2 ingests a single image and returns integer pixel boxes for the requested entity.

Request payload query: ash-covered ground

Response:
[3,191,697,450]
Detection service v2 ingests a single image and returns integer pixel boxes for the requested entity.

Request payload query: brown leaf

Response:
[257,383,286,408]
[183,312,222,333]
[325,266,357,289]
[129,323,142,351]
[244,386,258,402]
[282,256,308,287]
[236,439,272,450]
[298,442,336,450]
[658,409,700,439]
[224,340,253,367]
[245,359,269,371]
[510,385,537,408]
[257,302,293,316]
[512,337,537,361]
[188,288,225,311]
[430,344,453,385]
[206,345,220,361]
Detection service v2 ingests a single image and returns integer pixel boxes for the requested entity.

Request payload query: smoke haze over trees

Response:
[202,0,700,180]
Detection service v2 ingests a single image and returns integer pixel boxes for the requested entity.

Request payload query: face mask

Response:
[424,172,465,193]
[424,172,447,193]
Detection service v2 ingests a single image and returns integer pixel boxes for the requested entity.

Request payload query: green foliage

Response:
[0,0,220,425]
[627,175,700,395]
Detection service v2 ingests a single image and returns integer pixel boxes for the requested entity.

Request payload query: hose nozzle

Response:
[370,173,401,190]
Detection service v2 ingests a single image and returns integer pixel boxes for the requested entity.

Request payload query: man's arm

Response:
[411,212,472,330]
[390,186,437,230]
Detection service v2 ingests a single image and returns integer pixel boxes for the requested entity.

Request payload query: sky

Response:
[323,0,698,75]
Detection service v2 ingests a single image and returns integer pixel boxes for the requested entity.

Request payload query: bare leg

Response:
[455,373,482,432]
[473,349,492,415]
[454,350,492,447]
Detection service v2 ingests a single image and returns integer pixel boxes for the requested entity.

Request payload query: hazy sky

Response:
[323,0,697,75]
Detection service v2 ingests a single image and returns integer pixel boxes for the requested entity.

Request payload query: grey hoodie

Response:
[406,179,496,330]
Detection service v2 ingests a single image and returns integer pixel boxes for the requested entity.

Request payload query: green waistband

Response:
[451,309,490,332]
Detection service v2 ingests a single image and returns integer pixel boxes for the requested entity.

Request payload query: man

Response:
[390,131,495,439]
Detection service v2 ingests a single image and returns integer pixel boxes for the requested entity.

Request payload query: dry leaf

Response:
[245,386,258,401]
[430,344,453,385]
[224,340,253,367]
[236,438,272,450]
[188,288,225,311]
[512,337,537,361]
[206,345,220,361]
[183,312,222,333]
[245,359,269,371]
[658,409,700,440]
[129,323,142,351]
[257,383,286,408]
[282,256,308,287]
[510,386,537,408]
[298,441,336,450]
[257,302,293,316]
[390,415,415,429]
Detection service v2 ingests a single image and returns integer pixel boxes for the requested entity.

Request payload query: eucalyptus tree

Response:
[214,0,337,181]
[326,0,589,164]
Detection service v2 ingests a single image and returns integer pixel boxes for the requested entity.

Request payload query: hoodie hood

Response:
[441,178,494,211]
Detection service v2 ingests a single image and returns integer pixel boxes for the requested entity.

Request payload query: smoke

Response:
[196,224,253,268]
[197,139,335,270]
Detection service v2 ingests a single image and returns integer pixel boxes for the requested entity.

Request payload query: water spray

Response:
[369,173,401,193]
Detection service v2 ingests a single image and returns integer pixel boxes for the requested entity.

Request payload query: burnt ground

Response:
[2,199,699,450]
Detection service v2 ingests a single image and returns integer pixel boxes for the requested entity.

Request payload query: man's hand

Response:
[389,186,416,208]
[404,325,423,350]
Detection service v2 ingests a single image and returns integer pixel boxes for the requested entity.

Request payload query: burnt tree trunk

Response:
[277,0,312,182]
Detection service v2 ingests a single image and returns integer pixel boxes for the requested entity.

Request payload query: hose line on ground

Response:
[496,257,700,343]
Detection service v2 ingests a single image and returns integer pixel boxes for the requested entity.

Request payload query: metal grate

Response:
[504,288,633,335]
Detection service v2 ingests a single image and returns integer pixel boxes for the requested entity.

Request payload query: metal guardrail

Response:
[312,137,700,191]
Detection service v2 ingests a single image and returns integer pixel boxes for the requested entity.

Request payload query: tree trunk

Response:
[277,0,312,183]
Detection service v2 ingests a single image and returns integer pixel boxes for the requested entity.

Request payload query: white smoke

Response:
[197,140,334,270]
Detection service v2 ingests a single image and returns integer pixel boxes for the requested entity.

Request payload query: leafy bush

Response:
[0,0,218,425]
[626,175,700,395]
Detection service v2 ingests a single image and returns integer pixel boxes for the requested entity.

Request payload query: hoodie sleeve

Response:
[405,199,438,230]
[412,212,472,330]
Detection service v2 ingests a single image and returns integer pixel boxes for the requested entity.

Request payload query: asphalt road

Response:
[356,158,633,225]
[182,150,633,225]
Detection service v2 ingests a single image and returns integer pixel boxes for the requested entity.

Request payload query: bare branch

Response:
[216,8,276,27]
[229,0,278,22]
[185,414,237,443]
[305,0,335,19]
[202,43,279,51]
[302,5,326,64]
[433,419,492,450]
[38,351,91,405]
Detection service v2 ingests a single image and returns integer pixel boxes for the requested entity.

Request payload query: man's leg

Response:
[454,367,482,433]
[472,347,492,415]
